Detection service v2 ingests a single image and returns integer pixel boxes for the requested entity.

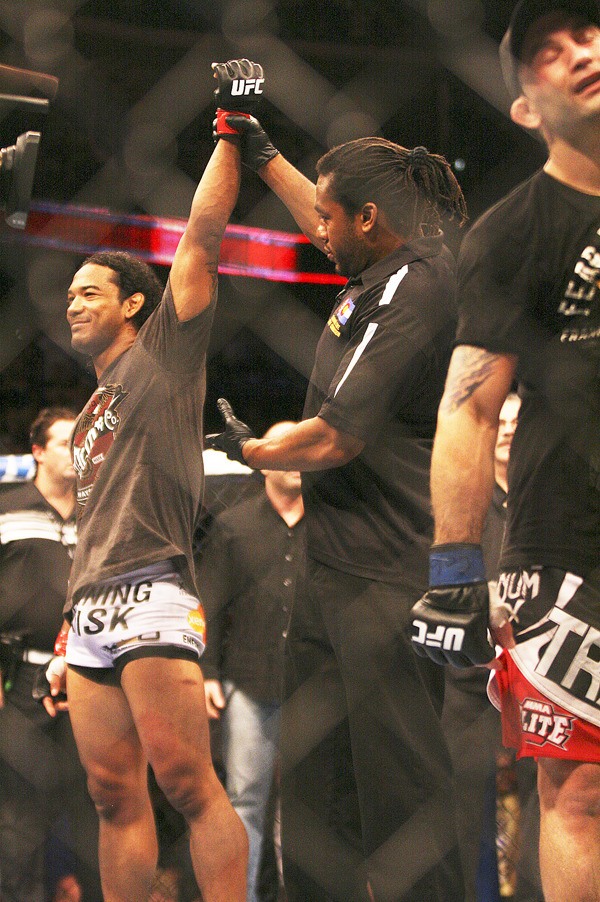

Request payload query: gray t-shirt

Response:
[65,280,215,615]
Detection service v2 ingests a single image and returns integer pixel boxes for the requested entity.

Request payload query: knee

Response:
[152,750,218,820]
[538,759,600,821]
[85,763,148,824]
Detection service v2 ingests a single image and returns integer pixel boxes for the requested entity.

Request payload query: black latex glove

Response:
[205,398,256,466]
[214,113,280,171]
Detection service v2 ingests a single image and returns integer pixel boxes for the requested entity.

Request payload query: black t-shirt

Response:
[302,236,457,582]
[0,481,76,650]
[457,171,600,576]
[198,491,306,701]
[66,281,215,612]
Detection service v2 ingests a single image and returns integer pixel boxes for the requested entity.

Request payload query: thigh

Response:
[281,565,350,796]
[119,655,214,781]
[281,564,367,901]
[66,664,146,789]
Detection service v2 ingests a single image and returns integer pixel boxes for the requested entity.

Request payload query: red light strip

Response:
[6,201,345,285]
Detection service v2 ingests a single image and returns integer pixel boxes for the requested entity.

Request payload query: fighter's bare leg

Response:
[66,666,158,902]
[120,656,248,902]
[538,758,600,902]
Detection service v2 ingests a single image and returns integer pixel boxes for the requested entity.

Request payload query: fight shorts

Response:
[488,567,600,761]
[66,560,206,671]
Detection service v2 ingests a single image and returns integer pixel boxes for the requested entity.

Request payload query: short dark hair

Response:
[29,406,77,450]
[80,251,164,330]
[316,137,467,239]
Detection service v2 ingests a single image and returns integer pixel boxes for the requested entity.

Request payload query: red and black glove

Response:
[410,543,495,667]
[215,113,280,171]
[212,58,264,138]
[211,59,280,171]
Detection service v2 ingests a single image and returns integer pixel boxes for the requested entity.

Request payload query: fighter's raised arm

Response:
[170,61,271,321]
[169,138,241,322]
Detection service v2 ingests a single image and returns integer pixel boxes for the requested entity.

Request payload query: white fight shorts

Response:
[66,560,206,670]
[489,567,600,761]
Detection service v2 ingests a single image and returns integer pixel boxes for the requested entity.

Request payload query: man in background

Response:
[200,421,305,902]
[0,407,101,901]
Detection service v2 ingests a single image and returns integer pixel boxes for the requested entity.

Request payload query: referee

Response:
[208,92,467,902]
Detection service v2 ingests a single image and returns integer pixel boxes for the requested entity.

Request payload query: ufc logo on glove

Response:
[412,620,466,652]
[230,78,264,96]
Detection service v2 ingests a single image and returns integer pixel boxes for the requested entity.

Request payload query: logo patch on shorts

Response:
[187,608,206,638]
[520,697,574,750]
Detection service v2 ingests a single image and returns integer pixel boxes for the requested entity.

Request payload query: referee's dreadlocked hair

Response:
[316,137,467,238]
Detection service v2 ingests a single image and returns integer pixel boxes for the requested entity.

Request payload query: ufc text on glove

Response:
[212,59,264,112]
[410,543,495,667]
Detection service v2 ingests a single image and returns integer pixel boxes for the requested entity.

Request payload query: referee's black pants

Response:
[280,558,464,902]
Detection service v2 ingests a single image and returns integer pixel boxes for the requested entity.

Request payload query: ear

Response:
[359,203,378,233]
[123,292,145,321]
[510,95,541,131]
[31,443,44,464]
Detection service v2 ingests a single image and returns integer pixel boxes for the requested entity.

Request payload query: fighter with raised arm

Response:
[42,61,276,902]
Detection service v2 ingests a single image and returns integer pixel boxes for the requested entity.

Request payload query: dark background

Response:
[0,0,546,450]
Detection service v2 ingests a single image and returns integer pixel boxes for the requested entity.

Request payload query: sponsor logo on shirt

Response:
[560,226,600,341]
[73,385,127,512]
[327,296,355,338]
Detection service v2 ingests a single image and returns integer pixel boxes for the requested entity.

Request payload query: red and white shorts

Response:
[488,567,600,762]
[66,560,206,670]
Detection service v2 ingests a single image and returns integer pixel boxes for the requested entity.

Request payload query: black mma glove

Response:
[212,58,265,141]
[205,398,256,466]
[410,543,495,667]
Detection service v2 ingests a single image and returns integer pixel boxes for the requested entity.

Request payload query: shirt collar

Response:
[350,233,444,291]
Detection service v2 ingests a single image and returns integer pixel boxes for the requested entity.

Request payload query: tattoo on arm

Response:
[441,347,501,414]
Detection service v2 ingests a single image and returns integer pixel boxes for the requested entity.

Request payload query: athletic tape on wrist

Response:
[46,655,67,683]
[429,543,485,586]
[216,109,249,135]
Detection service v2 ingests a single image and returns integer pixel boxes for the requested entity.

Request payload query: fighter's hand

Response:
[212,59,264,115]
[213,113,280,171]
[32,655,68,717]
[410,544,495,667]
[204,679,226,719]
[205,398,255,466]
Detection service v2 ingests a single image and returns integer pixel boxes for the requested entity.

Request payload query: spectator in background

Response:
[0,407,101,901]
[200,421,305,902]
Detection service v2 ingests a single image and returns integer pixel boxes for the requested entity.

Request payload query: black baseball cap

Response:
[499,0,600,99]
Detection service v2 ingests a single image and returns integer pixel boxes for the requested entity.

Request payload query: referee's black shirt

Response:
[302,235,457,583]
